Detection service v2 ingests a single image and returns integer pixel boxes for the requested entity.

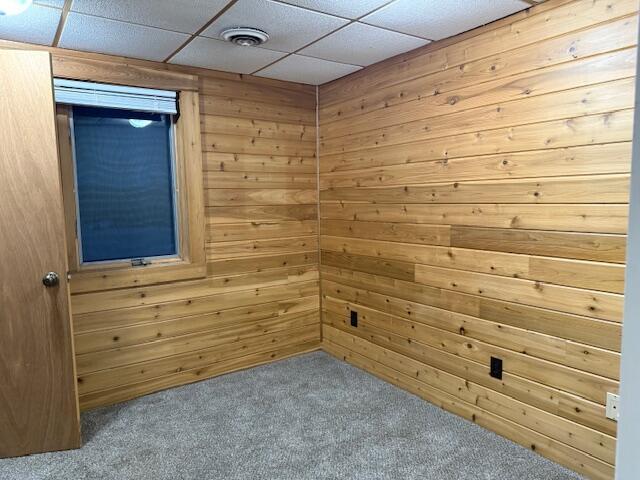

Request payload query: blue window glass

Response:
[72,106,177,263]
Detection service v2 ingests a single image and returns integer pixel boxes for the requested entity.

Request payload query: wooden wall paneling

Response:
[321,174,630,204]
[413,263,623,321]
[322,321,616,465]
[321,295,616,438]
[74,280,319,334]
[203,152,316,173]
[321,47,636,140]
[207,237,318,261]
[322,303,618,400]
[74,295,319,355]
[321,220,451,246]
[322,292,620,377]
[0,39,320,409]
[322,264,622,352]
[321,219,627,264]
[200,95,316,125]
[318,0,635,477]
[319,0,636,103]
[323,329,615,480]
[201,115,315,141]
[199,78,316,110]
[321,78,635,155]
[319,0,579,97]
[203,133,317,157]
[321,143,632,188]
[449,227,627,264]
[79,338,320,411]
[207,205,318,223]
[51,55,198,91]
[71,266,318,315]
[321,16,637,124]
[322,303,615,438]
[322,220,626,264]
[67,61,321,405]
[206,189,317,206]
[205,252,319,277]
[321,203,629,233]
[321,235,625,291]
[320,111,633,174]
[209,220,318,242]
[205,171,317,189]
[75,310,319,374]
[77,324,320,400]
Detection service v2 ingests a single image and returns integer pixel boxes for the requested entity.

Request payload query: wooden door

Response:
[0,50,81,457]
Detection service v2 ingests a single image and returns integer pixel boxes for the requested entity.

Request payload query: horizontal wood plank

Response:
[207,205,318,223]
[321,174,630,204]
[321,111,633,174]
[450,227,627,263]
[322,79,635,155]
[203,152,316,173]
[321,203,629,233]
[80,339,320,410]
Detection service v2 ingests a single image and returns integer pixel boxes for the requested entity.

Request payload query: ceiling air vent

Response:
[221,27,269,47]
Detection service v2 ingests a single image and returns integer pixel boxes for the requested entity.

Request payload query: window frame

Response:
[69,107,181,266]
[56,90,206,293]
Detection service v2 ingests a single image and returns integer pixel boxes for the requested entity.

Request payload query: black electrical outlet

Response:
[350,310,358,327]
[490,356,503,380]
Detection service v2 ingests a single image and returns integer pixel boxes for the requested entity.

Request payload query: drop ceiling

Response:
[0,0,539,85]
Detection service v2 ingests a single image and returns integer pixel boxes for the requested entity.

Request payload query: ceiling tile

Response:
[362,0,528,40]
[0,4,61,46]
[169,36,287,73]
[70,0,229,34]
[201,0,348,52]
[59,13,189,62]
[35,0,65,7]
[299,22,428,67]
[275,0,392,19]
[256,54,361,85]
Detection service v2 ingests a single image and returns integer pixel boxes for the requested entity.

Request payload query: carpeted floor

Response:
[0,351,583,480]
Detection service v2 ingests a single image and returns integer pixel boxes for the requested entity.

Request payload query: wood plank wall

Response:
[317,0,636,478]
[62,64,320,410]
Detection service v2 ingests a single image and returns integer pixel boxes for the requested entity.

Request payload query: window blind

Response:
[53,79,177,114]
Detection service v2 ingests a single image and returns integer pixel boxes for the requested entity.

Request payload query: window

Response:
[71,106,178,264]
[55,81,206,292]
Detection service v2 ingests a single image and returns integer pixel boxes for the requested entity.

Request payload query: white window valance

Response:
[53,79,177,114]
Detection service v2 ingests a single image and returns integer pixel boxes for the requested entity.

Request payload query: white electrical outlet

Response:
[606,392,620,421]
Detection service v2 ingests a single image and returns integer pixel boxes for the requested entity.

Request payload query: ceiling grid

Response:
[0,0,536,84]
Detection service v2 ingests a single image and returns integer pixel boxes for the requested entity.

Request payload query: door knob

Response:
[42,272,60,287]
